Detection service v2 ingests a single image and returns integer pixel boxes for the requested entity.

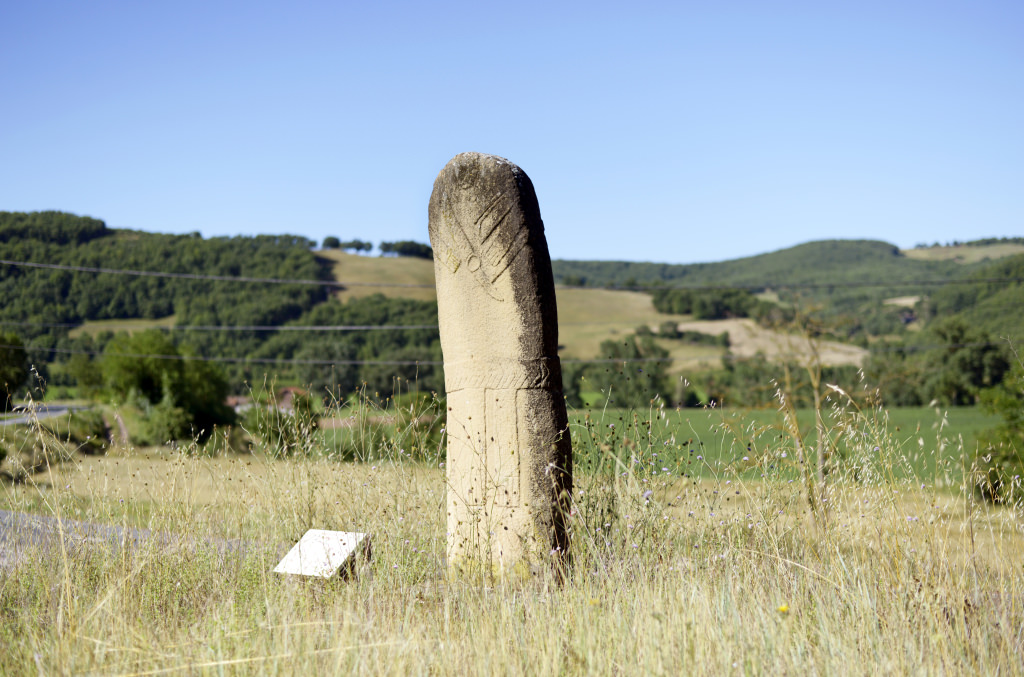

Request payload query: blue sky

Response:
[2,1,1021,263]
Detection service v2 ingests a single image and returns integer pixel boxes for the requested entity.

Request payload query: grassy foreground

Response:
[2,401,1023,675]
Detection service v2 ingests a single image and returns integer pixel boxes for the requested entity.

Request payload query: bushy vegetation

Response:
[652,322,729,346]
[0,331,28,410]
[864,318,1010,407]
[974,357,1024,505]
[98,330,235,443]
[249,294,442,401]
[651,287,776,320]
[243,388,319,458]
[922,253,1024,338]
[571,334,672,409]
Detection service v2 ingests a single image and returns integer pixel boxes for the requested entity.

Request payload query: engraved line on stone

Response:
[478,202,514,244]
[444,359,555,392]
[443,198,507,301]
[474,191,506,236]
[484,227,530,284]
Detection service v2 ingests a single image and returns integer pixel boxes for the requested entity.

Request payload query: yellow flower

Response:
[777,604,789,614]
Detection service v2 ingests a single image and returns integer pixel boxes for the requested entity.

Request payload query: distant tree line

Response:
[650,288,779,321]
[322,237,373,253]
[320,237,434,259]
[379,241,433,259]
[913,237,1024,248]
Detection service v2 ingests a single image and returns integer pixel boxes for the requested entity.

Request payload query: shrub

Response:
[974,359,1024,505]
[320,391,444,463]
[244,391,319,458]
[0,332,28,411]
[40,408,109,455]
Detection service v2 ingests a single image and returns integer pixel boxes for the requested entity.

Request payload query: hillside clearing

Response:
[68,315,178,338]
[883,295,921,307]
[902,243,1024,263]
[317,250,437,302]
[669,317,868,368]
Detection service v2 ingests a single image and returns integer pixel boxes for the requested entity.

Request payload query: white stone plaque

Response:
[273,529,369,578]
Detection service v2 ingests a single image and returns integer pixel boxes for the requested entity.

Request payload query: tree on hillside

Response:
[340,239,373,253]
[0,332,29,411]
[922,318,1009,405]
[379,241,433,259]
[101,330,234,441]
[323,236,341,249]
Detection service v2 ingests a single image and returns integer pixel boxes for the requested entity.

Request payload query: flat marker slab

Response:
[273,529,370,578]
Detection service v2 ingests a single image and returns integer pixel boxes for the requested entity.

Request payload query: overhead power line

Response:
[2,258,1022,292]
[0,321,438,332]
[2,340,1011,369]
[0,259,425,289]
[2,340,679,366]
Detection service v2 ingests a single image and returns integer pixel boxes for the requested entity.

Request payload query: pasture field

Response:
[1,398,1021,675]
[567,405,1000,485]
[902,242,1024,263]
[667,318,866,368]
[556,288,689,360]
[316,250,437,302]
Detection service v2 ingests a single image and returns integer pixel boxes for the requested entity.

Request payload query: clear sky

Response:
[2,1,1021,263]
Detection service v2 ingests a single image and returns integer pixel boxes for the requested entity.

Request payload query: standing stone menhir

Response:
[428,152,572,577]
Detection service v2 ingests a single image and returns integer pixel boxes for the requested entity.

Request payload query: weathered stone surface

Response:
[428,152,572,576]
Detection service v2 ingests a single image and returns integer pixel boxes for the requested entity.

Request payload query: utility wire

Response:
[2,341,1010,368]
[0,321,438,332]
[3,258,1022,292]
[0,259,418,289]
[2,344,679,364]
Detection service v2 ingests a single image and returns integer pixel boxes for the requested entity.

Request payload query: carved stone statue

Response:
[428,152,572,577]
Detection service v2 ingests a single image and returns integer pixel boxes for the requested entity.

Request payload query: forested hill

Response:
[923,252,1024,338]
[0,211,441,396]
[0,211,335,388]
[0,211,330,338]
[553,240,968,290]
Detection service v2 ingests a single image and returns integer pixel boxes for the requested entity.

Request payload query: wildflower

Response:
[777,604,789,614]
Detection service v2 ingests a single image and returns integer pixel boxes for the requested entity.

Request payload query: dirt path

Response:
[112,411,130,447]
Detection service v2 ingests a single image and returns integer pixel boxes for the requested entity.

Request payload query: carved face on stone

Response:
[431,158,535,302]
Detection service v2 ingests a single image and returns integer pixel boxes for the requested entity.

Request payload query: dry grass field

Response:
[2,399,1022,675]
[671,318,868,368]
[902,243,1024,263]
[316,250,437,302]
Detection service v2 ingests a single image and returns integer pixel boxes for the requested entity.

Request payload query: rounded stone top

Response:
[433,152,535,211]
